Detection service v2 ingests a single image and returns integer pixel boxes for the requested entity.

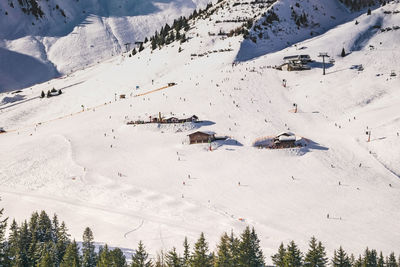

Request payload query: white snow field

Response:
[1,0,400,261]
[0,0,211,92]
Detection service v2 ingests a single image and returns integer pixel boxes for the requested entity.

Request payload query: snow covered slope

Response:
[1,0,400,262]
[0,0,211,92]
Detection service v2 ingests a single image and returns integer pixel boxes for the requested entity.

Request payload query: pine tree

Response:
[17,221,31,267]
[55,221,70,265]
[367,8,371,15]
[110,247,127,267]
[215,233,233,267]
[228,231,241,267]
[332,247,351,267]
[284,241,303,267]
[304,237,327,267]
[354,255,363,267]
[165,247,181,267]
[36,251,54,267]
[8,219,19,265]
[60,240,80,267]
[238,227,264,267]
[272,243,287,267]
[377,252,384,267]
[182,237,190,267]
[386,253,398,267]
[82,227,97,267]
[41,91,45,98]
[138,43,144,52]
[341,48,346,57]
[0,208,9,266]
[191,232,213,267]
[131,241,152,267]
[98,244,112,267]
[363,248,377,267]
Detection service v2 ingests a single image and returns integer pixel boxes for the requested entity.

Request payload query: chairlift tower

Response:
[318,52,330,75]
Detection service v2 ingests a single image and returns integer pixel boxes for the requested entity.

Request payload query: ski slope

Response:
[1,0,400,261]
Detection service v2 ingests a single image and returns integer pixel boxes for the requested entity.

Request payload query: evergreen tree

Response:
[341,48,346,57]
[98,244,112,267]
[386,253,398,267]
[110,247,127,267]
[332,247,351,267]
[182,237,191,267]
[304,237,328,267]
[139,43,144,52]
[8,219,19,265]
[36,251,54,267]
[215,232,233,267]
[41,91,45,98]
[0,208,8,266]
[228,231,241,267]
[132,48,137,56]
[377,252,384,267]
[363,248,377,267]
[144,37,149,43]
[272,243,287,267]
[131,241,152,267]
[82,227,97,267]
[238,227,264,267]
[60,240,80,267]
[55,221,70,265]
[191,232,213,267]
[165,247,181,267]
[284,241,303,267]
[354,255,363,267]
[17,221,31,267]
[367,8,371,15]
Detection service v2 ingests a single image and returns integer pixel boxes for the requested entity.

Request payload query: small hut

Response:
[273,132,297,148]
[188,131,215,144]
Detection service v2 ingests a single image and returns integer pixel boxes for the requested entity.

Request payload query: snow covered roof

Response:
[188,131,216,136]
[276,132,295,137]
[278,136,296,142]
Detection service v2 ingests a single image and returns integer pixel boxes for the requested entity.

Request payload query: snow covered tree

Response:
[304,237,328,267]
[332,247,351,267]
[272,243,287,267]
[131,241,152,267]
[60,240,80,267]
[82,227,97,267]
[284,241,303,267]
[238,227,264,267]
[165,247,182,267]
[191,232,213,267]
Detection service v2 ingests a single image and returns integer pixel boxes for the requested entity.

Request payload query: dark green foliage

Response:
[272,243,287,267]
[341,47,346,57]
[182,237,190,267]
[284,241,303,267]
[304,237,328,267]
[138,43,144,52]
[215,233,232,267]
[41,90,45,98]
[82,227,97,267]
[367,8,372,15]
[386,252,398,267]
[131,241,152,267]
[238,227,264,267]
[332,246,351,267]
[191,232,213,267]
[0,208,8,266]
[60,240,80,267]
[110,247,127,267]
[165,247,182,267]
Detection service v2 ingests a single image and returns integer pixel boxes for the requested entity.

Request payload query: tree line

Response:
[0,208,399,267]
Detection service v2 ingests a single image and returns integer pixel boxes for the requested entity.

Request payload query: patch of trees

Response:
[17,0,44,19]
[1,208,400,267]
[338,0,390,11]
[263,8,280,25]
[291,8,308,27]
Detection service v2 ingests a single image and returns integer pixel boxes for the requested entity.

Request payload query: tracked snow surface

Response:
[1,0,400,262]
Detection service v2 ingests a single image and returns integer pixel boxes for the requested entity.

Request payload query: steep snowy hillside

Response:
[1,0,400,262]
[0,0,211,92]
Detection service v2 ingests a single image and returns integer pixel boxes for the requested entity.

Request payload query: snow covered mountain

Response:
[1,0,400,262]
[0,0,211,92]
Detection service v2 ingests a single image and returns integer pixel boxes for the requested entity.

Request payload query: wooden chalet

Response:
[165,117,180,123]
[188,131,215,144]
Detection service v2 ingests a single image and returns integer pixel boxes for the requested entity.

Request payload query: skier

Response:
[327,214,329,219]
